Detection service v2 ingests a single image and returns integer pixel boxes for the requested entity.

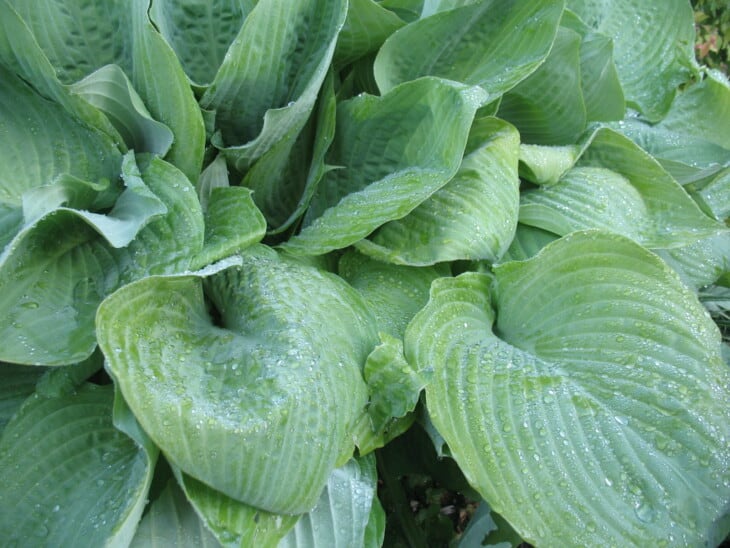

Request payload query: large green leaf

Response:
[0,363,46,431]
[519,128,726,249]
[279,455,380,548]
[0,382,157,546]
[0,0,121,142]
[0,156,204,365]
[565,0,695,121]
[406,230,730,546]
[201,0,346,169]
[281,77,485,256]
[6,0,205,181]
[373,0,564,97]
[97,248,378,514]
[498,27,586,145]
[355,117,520,265]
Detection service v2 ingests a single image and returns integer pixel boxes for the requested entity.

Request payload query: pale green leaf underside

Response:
[0,384,155,546]
[566,0,695,121]
[282,77,484,256]
[97,250,377,514]
[374,0,564,97]
[70,64,174,156]
[279,455,379,548]
[356,117,520,265]
[518,144,580,185]
[408,230,730,546]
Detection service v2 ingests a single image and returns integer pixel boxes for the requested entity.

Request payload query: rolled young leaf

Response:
[97,248,379,514]
[406,230,730,546]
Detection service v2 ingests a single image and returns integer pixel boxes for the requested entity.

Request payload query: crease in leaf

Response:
[356,117,520,265]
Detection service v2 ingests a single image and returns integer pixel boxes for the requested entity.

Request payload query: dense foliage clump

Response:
[0,1,728,546]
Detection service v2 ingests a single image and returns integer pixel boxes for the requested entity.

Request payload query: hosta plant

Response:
[0,0,728,546]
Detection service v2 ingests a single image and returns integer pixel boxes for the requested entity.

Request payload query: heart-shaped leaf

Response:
[97,248,378,514]
[407,230,730,546]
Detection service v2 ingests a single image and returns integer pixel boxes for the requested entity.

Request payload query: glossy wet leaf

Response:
[407,230,730,546]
